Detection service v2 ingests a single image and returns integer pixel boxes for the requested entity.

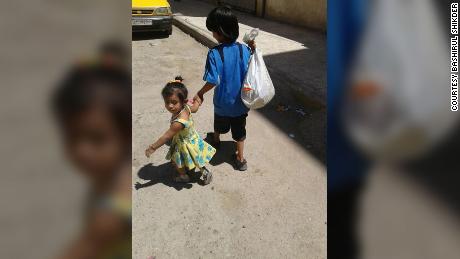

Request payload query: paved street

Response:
[132,26,326,258]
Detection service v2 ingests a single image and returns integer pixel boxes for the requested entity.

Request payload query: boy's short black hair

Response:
[206,6,239,42]
[162,76,188,103]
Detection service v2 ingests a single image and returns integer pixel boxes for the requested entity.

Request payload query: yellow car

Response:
[132,0,173,34]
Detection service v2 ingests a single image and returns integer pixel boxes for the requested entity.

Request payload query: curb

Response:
[172,15,325,110]
[173,15,217,48]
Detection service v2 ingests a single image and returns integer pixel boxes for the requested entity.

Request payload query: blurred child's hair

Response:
[206,6,239,42]
[99,40,129,64]
[161,76,188,104]
[51,55,131,140]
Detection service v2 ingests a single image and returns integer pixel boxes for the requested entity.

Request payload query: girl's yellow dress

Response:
[166,105,216,170]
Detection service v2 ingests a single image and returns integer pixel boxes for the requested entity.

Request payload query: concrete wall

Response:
[199,0,256,12]
[257,0,326,31]
[197,0,326,31]
[221,0,256,12]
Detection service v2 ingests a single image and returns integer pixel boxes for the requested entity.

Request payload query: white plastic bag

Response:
[241,48,275,109]
[344,0,456,161]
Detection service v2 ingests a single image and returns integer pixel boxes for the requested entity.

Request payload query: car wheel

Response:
[167,27,172,35]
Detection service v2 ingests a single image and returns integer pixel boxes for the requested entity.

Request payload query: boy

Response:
[194,6,255,171]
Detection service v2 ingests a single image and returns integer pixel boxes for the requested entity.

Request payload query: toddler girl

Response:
[145,77,216,184]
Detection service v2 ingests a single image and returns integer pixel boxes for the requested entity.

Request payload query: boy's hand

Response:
[145,146,156,158]
[195,96,202,106]
[248,40,256,53]
[193,94,203,104]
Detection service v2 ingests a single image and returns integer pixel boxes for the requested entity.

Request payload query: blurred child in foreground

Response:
[52,41,131,259]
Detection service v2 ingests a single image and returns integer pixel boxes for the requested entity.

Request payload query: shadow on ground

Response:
[204,133,237,168]
[135,162,207,191]
[258,49,326,163]
[132,31,170,41]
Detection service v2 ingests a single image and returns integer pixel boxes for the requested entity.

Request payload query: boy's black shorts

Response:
[214,113,248,141]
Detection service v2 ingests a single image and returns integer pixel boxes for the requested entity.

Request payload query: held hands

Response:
[145,145,156,158]
[188,97,202,113]
[187,97,202,106]
[194,96,202,106]
[193,94,203,104]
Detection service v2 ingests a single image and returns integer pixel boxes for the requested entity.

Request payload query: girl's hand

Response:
[189,97,202,113]
[146,123,183,158]
[186,99,195,106]
[145,145,156,158]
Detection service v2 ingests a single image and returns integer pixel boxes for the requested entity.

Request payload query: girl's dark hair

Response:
[161,76,188,103]
[51,62,131,140]
[206,6,239,42]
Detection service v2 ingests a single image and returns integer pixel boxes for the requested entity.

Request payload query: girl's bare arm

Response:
[148,122,183,152]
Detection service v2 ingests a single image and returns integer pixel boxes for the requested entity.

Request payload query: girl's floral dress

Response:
[166,105,216,170]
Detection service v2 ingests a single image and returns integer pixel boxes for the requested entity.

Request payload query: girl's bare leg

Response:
[173,162,186,176]
[172,161,189,182]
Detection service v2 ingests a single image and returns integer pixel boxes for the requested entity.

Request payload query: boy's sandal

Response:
[173,174,190,183]
[232,154,248,171]
[201,167,213,185]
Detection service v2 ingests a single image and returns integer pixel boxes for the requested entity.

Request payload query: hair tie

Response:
[168,79,182,83]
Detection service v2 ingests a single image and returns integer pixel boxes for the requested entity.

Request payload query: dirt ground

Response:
[132,27,326,259]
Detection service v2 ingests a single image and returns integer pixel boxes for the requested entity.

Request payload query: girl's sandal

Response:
[201,167,213,185]
[173,174,190,183]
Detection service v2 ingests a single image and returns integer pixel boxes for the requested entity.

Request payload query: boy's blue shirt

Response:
[203,41,251,117]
